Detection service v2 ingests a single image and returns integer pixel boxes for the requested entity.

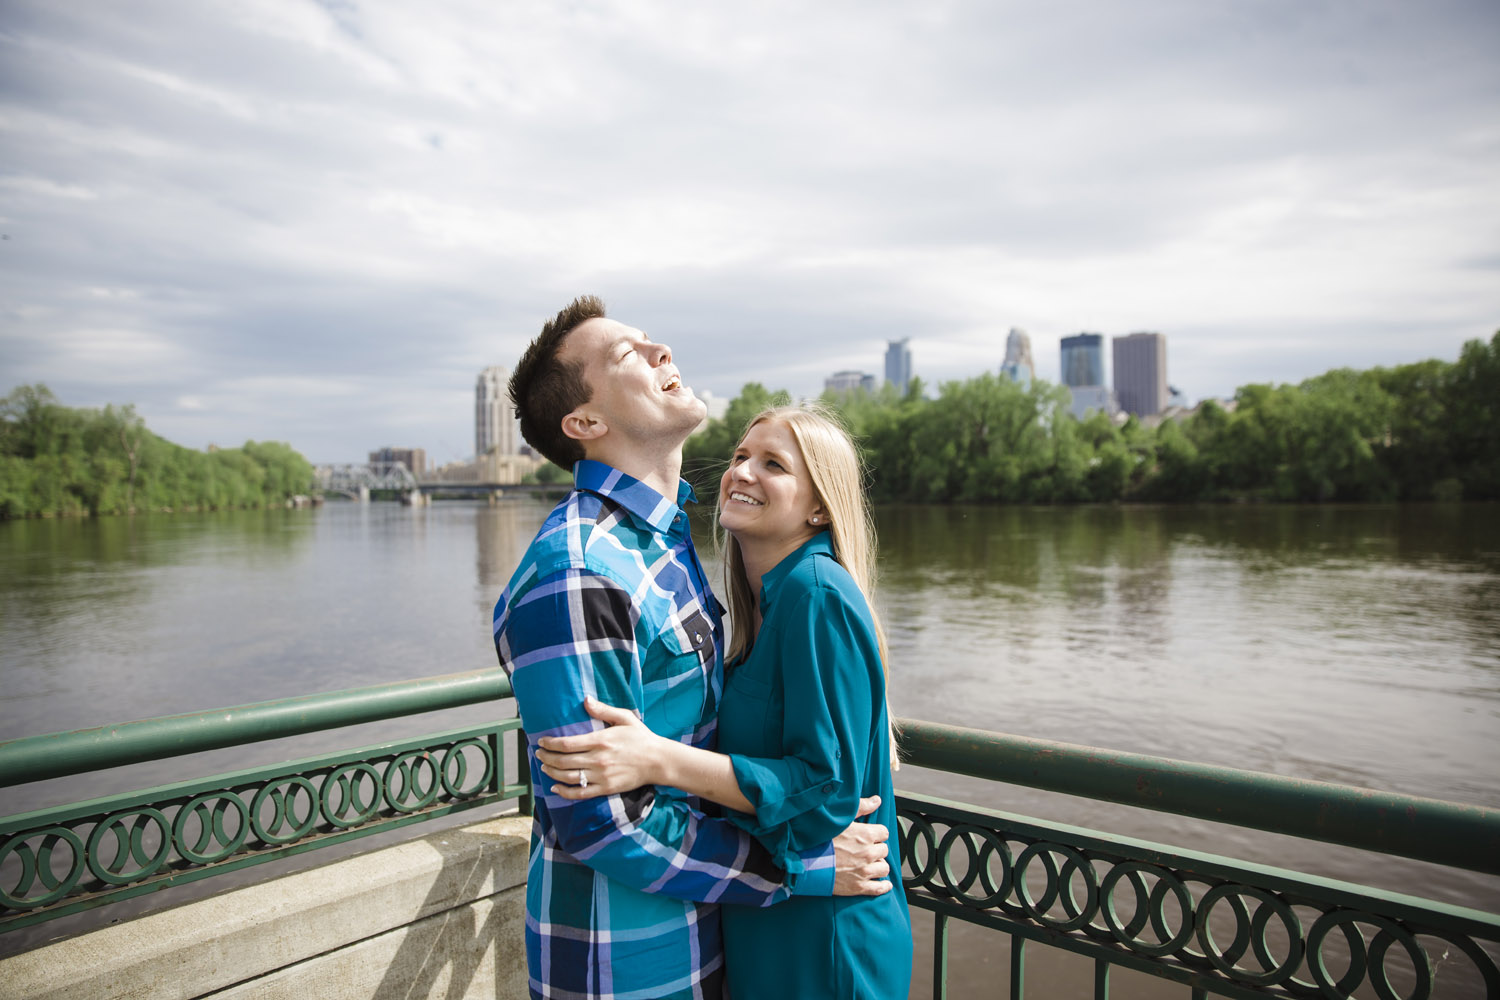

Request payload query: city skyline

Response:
[2,1,1495,463]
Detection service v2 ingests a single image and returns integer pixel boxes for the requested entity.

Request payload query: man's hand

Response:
[832,795,893,896]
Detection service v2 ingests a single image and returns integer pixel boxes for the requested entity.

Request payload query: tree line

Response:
[0,385,315,518]
[685,331,1500,505]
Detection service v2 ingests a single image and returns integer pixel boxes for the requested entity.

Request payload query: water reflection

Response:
[474,499,551,592]
[868,504,1500,912]
[0,510,316,739]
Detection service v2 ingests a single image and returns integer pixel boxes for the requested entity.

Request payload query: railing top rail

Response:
[7,695,1494,876]
[895,717,1500,876]
[0,667,515,789]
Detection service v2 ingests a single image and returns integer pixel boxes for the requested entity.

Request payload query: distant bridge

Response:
[314,462,565,502]
[314,462,417,500]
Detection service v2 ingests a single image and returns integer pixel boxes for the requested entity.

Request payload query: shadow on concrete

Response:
[370,821,529,1000]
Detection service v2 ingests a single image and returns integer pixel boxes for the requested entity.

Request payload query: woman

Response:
[535,404,912,998]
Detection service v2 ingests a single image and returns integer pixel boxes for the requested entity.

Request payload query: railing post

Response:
[1010,933,1025,999]
[932,911,949,1000]
[515,727,533,817]
[1093,957,1109,999]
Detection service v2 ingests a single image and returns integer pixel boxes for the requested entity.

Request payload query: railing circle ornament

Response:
[85,809,173,885]
[250,776,320,845]
[438,739,495,799]
[1195,883,1303,987]
[173,793,251,865]
[934,823,1012,909]
[897,813,940,888]
[0,827,85,909]
[1013,841,1098,932]
[1098,861,1195,958]
[321,763,384,828]
[0,721,526,932]
[385,751,442,813]
[1306,909,1432,1000]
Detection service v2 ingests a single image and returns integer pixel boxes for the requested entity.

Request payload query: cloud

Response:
[2,0,1497,463]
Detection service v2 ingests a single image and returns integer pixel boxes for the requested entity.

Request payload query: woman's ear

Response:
[808,506,828,527]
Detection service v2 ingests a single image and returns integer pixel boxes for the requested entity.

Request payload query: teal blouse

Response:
[721,533,912,999]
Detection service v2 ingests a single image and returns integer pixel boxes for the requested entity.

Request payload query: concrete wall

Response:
[0,813,532,1000]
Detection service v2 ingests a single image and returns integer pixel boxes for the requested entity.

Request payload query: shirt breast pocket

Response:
[648,609,715,735]
[720,664,777,755]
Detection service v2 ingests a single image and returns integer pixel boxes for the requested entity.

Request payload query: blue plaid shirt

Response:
[493,460,834,1000]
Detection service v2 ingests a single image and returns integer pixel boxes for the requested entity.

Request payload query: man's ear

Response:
[561,408,607,443]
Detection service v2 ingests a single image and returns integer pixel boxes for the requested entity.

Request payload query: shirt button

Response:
[822,783,835,794]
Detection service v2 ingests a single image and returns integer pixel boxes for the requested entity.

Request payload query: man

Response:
[493,296,892,1000]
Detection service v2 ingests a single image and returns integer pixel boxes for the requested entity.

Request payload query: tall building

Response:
[1066,386,1120,420]
[1000,328,1035,386]
[1059,332,1118,419]
[1060,333,1105,388]
[476,366,518,457]
[884,339,912,395]
[1113,332,1169,418]
[825,370,876,395]
[368,446,426,477]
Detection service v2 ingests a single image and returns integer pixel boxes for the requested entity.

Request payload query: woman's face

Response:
[719,419,823,551]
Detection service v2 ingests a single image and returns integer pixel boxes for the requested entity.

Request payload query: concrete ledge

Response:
[0,813,532,1000]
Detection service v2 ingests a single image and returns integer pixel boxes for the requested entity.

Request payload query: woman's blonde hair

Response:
[718,403,891,677]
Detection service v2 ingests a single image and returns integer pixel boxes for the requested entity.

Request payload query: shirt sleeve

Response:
[498,566,808,907]
[726,584,883,870]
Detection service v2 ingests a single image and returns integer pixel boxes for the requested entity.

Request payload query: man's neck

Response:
[584,443,684,501]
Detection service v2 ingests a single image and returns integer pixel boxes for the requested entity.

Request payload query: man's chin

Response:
[675,392,708,423]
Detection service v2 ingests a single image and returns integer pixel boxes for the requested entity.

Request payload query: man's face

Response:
[562,317,707,450]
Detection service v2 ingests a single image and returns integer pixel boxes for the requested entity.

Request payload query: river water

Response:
[2,500,1498,991]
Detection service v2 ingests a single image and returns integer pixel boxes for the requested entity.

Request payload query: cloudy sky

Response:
[2,0,1497,464]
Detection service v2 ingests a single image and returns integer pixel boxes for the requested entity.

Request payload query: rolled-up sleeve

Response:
[727,586,880,874]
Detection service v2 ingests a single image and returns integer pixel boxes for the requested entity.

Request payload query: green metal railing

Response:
[3,681,1498,998]
[0,667,531,933]
[894,720,1500,1000]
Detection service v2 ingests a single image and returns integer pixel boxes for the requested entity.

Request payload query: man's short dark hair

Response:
[510,295,606,470]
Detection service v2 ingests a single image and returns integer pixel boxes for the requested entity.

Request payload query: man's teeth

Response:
[663,376,681,391]
[731,493,762,506]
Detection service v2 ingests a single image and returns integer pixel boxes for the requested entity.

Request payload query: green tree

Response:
[1445,331,1500,499]
[1375,359,1452,499]
[0,385,315,518]
[524,462,571,485]
[1143,417,1204,500]
[1076,410,1137,501]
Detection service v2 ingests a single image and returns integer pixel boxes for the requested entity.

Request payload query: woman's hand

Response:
[535,697,669,800]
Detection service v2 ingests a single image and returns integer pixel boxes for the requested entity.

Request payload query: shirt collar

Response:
[759,530,835,612]
[573,458,696,533]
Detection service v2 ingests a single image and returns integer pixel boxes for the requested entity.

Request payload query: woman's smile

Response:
[718,419,822,554]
